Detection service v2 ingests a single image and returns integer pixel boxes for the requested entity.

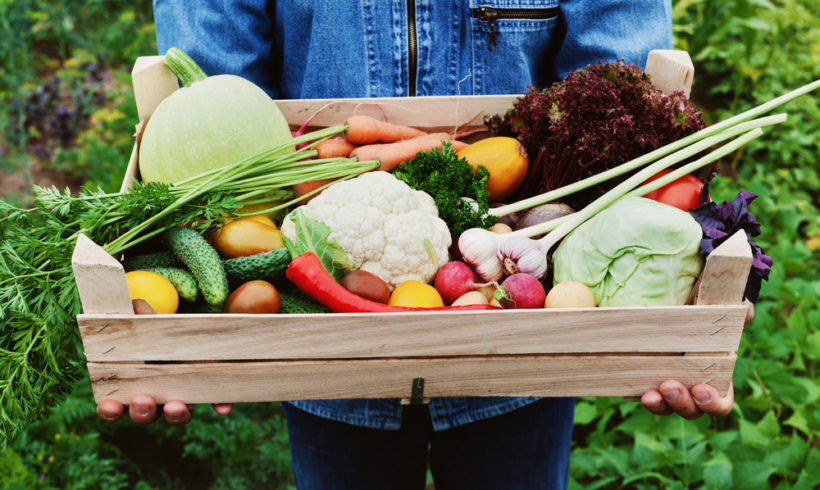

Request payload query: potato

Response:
[451,290,490,306]
[544,281,597,308]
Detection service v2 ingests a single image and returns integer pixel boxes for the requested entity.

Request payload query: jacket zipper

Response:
[472,6,560,51]
[407,0,418,96]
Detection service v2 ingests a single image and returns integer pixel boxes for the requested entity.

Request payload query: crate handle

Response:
[691,229,753,306]
[71,234,133,315]
[131,55,178,123]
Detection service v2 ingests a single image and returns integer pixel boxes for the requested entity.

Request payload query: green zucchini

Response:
[223,247,291,289]
[165,226,229,306]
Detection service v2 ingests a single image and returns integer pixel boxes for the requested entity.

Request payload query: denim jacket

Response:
[153,0,672,430]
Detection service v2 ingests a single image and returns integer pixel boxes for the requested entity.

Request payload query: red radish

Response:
[434,261,485,305]
[497,273,546,309]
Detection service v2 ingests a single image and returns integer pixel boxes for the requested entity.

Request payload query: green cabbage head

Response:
[552,196,704,307]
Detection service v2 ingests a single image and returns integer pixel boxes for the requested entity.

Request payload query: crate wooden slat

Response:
[77,306,745,362]
[86,354,738,405]
[77,53,753,405]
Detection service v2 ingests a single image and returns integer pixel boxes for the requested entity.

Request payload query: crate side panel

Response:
[87,353,736,404]
[78,305,746,361]
[275,95,517,130]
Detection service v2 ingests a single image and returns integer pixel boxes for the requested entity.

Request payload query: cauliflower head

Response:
[281,171,452,288]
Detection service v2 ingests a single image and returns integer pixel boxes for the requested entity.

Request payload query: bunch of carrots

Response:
[315,115,467,168]
[293,114,469,200]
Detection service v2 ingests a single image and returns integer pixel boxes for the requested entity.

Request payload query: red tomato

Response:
[642,169,706,211]
[223,280,281,314]
[211,217,285,258]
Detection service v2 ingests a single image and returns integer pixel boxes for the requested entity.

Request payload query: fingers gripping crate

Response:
[71,54,752,405]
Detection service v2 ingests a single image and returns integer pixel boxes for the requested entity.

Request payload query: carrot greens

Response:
[0,127,377,445]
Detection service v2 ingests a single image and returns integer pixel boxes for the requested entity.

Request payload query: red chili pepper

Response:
[285,252,500,313]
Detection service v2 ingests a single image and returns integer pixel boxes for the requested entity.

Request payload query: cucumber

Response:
[144,266,199,303]
[178,301,223,314]
[122,251,180,271]
[223,247,291,289]
[165,226,229,306]
[278,283,330,314]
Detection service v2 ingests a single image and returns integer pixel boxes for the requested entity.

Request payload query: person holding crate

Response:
[98,1,750,488]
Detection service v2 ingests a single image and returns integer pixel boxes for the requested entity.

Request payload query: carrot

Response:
[293,178,337,203]
[350,132,456,171]
[344,114,427,145]
[314,137,357,158]
[450,140,470,152]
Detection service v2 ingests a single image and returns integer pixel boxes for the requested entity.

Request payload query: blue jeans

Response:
[281,398,575,490]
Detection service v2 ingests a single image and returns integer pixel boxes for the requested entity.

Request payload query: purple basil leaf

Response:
[689,188,772,303]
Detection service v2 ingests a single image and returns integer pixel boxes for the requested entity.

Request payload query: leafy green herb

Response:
[283,209,352,281]
[689,188,772,302]
[392,141,497,235]
[0,127,378,445]
[0,183,237,445]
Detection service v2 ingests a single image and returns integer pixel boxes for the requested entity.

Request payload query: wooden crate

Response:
[72,55,752,405]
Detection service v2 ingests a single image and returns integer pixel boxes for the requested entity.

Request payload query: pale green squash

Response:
[138,48,293,184]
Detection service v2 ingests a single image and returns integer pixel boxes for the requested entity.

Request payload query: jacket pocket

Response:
[471,5,559,51]
[468,2,561,94]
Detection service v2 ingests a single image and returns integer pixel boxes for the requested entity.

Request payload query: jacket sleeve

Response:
[152,0,279,98]
[554,0,673,78]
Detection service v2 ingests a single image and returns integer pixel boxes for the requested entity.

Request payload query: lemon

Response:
[125,270,180,314]
[389,280,444,308]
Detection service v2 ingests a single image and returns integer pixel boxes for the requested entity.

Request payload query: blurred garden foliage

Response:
[1,0,817,488]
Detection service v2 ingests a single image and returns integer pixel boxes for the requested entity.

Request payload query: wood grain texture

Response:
[645,49,695,97]
[87,353,737,404]
[78,304,746,362]
[694,230,753,306]
[131,55,178,123]
[71,234,133,315]
[275,95,518,131]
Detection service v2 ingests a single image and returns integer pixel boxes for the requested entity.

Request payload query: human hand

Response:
[97,394,233,426]
[640,380,734,418]
[640,299,754,419]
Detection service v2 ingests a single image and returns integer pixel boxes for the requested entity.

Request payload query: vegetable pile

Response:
[1,48,817,445]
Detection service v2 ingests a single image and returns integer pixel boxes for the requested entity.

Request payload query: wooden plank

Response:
[645,49,695,97]
[131,55,178,122]
[693,229,753,306]
[274,95,518,131]
[71,234,133,315]
[86,353,736,404]
[77,304,746,361]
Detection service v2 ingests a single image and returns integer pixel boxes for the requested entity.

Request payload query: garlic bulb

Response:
[497,236,548,279]
[457,228,505,282]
